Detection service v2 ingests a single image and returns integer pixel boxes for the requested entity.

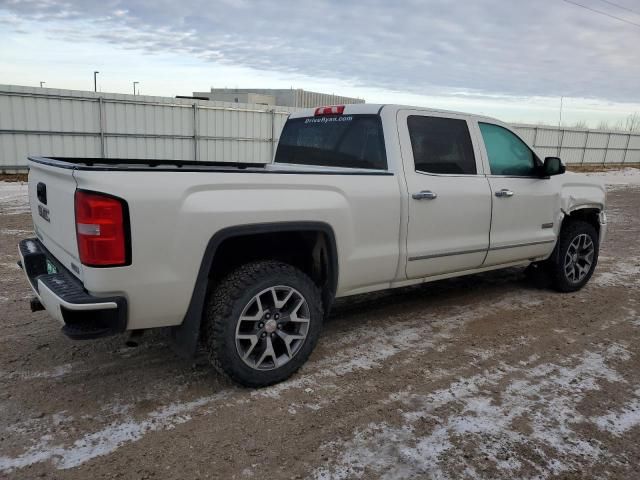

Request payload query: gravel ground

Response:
[0,181,639,479]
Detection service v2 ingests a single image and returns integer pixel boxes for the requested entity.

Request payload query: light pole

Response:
[40,81,45,88]
[133,81,139,96]
[94,71,99,92]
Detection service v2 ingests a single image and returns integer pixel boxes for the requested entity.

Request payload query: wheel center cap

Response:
[264,319,277,333]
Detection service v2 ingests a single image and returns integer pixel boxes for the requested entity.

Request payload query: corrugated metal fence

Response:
[1,84,639,171]
[0,84,296,172]
[513,124,640,165]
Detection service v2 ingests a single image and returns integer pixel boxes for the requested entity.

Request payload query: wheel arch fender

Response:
[170,221,339,358]
[552,204,603,265]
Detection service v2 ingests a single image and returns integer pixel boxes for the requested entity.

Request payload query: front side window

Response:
[275,115,387,170]
[479,123,537,176]
[407,116,477,175]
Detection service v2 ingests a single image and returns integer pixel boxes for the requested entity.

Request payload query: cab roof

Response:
[288,103,505,126]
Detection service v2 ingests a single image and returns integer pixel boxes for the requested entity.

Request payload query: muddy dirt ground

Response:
[1,185,639,480]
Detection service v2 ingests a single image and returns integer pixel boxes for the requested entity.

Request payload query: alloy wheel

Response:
[235,286,310,370]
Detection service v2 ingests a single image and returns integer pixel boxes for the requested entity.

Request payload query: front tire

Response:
[203,260,323,387]
[547,220,599,292]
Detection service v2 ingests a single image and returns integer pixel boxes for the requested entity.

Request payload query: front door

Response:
[398,110,492,279]
[475,121,560,266]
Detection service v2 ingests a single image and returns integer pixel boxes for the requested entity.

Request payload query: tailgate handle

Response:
[37,182,47,205]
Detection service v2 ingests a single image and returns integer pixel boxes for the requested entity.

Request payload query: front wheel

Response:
[203,260,323,387]
[547,220,599,292]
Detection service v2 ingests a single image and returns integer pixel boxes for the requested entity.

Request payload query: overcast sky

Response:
[1,0,639,125]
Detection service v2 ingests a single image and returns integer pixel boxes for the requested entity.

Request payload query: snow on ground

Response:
[593,255,640,288]
[0,392,230,471]
[0,293,541,473]
[593,389,640,436]
[0,181,29,215]
[313,344,635,480]
[584,167,640,186]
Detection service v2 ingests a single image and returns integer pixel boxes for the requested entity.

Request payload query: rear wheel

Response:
[547,220,599,292]
[203,260,323,387]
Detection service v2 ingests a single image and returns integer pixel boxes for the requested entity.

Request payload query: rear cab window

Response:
[275,114,387,170]
[407,115,477,175]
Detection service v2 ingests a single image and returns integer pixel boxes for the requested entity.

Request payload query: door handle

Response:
[412,190,438,200]
[495,189,514,198]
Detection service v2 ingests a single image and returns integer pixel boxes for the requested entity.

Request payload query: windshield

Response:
[275,114,387,170]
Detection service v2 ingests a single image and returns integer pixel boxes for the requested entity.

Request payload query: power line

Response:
[596,0,640,17]
[561,0,640,28]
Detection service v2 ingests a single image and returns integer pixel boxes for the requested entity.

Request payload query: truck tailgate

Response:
[28,161,83,280]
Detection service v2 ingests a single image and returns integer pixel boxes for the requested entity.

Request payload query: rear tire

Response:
[546,220,599,292]
[203,260,323,388]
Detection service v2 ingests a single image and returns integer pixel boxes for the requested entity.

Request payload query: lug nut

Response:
[265,313,271,320]
[258,322,264,328]
[277,324,282,329]
[270,333,275,338]
[274,313,280,320]
[261,332,266,338]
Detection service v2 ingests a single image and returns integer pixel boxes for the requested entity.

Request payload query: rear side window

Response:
[408,116,477,175]
[275,115,387,170]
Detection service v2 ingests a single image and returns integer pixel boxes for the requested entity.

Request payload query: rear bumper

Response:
[18,238,127,339]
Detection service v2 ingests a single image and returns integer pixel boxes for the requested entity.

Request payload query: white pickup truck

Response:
[18,103,606,387]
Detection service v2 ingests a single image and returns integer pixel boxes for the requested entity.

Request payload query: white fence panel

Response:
[1,84,640,171]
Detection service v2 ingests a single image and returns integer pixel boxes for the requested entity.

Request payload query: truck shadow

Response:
[328,266,538,325]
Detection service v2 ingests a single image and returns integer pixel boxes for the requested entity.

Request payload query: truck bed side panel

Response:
[72,169,401,330]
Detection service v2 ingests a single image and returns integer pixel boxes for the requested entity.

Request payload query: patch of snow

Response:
[593,389,640,436]
[10,364,74,380]
[593,256,640,287]
[0,262,21,271]
[313,345,630,479]
[584,167,640,186]
[626,308,640,327]
[0,181,30,215]
[1,228,32,236]
[0,392,229,472]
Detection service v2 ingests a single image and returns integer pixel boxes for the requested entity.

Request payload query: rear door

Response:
[474,122,559,266]
[28,160,83,279]
[398,110,492,278]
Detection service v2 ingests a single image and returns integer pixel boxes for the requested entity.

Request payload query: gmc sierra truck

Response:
[18,103,606,387]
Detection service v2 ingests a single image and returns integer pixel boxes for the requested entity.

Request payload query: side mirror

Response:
[542,157,565,177]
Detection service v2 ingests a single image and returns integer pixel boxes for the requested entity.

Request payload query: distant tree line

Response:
[535,113,640,132]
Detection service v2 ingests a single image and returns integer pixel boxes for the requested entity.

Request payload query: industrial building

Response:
[192,88,365,108]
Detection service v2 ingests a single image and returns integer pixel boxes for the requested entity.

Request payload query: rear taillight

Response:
[314,105,345,116]
[74,190,129,267]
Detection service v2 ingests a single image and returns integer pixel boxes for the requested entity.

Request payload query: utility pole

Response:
[94,71,99,92]
[40,81,45,88]
[558,96,563,129]
[557,96,564,156]
[133,81,139,96]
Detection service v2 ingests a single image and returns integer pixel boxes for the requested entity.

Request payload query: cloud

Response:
[1,0,639,101]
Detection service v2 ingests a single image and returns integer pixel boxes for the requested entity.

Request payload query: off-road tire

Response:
[547,219,599,292]
[203,260,323,388]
